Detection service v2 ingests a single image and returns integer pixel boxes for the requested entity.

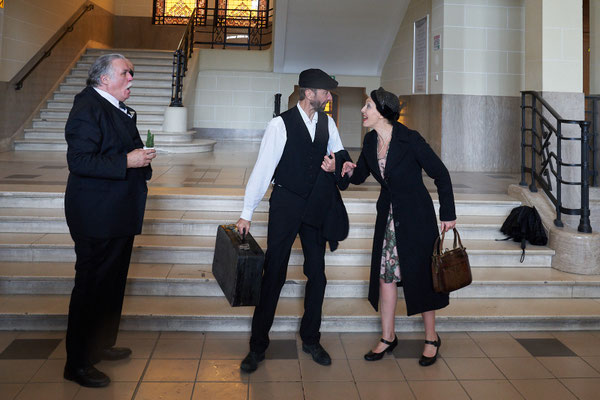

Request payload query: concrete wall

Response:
[0,0,114,82]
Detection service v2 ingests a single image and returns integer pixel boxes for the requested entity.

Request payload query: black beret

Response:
[298,69,338,90]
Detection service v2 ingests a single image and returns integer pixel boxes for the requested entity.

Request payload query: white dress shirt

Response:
[240,103,345,221]
[93,87,130,116]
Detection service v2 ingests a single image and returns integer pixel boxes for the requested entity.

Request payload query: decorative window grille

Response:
[217,0,269,27]
[153,0,207,25]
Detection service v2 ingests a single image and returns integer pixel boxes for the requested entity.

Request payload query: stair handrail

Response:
[520,90,592,233]
[170,7,198,107]
[14,3,95,90]
[584,94,600,187]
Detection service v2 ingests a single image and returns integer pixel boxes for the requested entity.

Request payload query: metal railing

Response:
[15,3,94,90]
[520,91,592,233]
[584,95,600,187]
[170,7,199,107]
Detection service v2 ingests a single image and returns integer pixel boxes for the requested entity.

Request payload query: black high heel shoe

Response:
[419,334,441,366]
[364,336,398,361]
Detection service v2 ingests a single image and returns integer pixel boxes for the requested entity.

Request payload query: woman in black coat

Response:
[343,88,456,366]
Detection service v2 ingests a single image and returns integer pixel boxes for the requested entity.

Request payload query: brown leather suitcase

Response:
[212,224,264,306]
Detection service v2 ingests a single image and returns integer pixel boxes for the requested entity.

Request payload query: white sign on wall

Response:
[412,15,429,94]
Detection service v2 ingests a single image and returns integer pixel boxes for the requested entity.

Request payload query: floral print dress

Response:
[378,154,401,283]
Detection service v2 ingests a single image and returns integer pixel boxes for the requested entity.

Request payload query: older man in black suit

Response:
[62,53,156,387]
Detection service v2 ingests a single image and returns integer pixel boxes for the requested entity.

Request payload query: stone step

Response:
[1,262,597,299]
[0,233,554,267]
[58,84,172,96]
[84,48,174,58]
[64,77,172,87]
[31,118,162,131]
[68,70,171,80]
[48,96,169,106]
[0,209,513,241]
[2,294,600,331]
[13,138,214,153]
[79,55,174,66]
[39,109,164,121]
[52,92,171,103]
[74,63,173,73]
[13,140,67,152]
[46,101,168,113]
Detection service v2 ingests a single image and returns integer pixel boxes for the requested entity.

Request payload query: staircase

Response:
[14,48,215,154]
[2,188,600,333]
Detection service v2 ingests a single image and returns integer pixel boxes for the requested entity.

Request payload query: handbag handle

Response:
[434,228,463,255]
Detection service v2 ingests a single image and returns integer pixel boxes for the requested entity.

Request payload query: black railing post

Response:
[579,122,593,232]
[273,93,281,117]
[520,93,527,186]
[554,123,563,227]
[170,50,184,107]
[593,98,599,187]
[530,96,538,192]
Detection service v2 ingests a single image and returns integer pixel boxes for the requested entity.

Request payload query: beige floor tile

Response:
[303,381,360,400]
[408,380,469,400]
[553,335,600,357]
[474,338,531,358]
[356,381,415,400]
[340,334,380,359]
[396,358,455,381]
[16,331,65,340]
[509,331,555,339]
[193,382,247,400]
[510,379,577,400]
[134,382,194,400]
[202,339,248,360]
[492,357,553,380]
[114,338,157,359]
[31,359,67,382]
[152,338,204,359]
[0,360,45,383]
[560,378,600,400]
[48,339,66,359]
[97,358,148,382]
[73,381,137,400]
[460,380,523,400]
[158,332,206,340]
[196,359,247,382]
[144,359,198,382]
[249,382,303,400]
[299,358,353,382]
[439,338,486,358]
[468,332,512,339]
[537,356,600,378]
[347,358,404,382]
[14,382,79,400]
[0,332,19,354]
[247,360,300,382]
[117,331,160,340]
[583,356,600,372]
[205,332,250,340]
[0,383,23,400]
[445,358,505,380]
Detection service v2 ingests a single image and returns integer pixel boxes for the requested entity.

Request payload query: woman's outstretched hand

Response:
[440,220,456,233]
[341,161,357,177]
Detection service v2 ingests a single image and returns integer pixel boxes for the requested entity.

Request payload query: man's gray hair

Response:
[86,53,127,87]
[298,87,316,101]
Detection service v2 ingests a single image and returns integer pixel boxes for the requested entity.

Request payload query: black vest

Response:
[273,106,329,198]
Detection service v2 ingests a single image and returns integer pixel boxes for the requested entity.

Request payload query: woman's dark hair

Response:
[370,87,400,123]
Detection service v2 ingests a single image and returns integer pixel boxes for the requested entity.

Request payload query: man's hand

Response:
[127,148,156,168]
[236,218,251,236]
[321,152,335,172]
[440,220,456,233]
[341,161,357,177]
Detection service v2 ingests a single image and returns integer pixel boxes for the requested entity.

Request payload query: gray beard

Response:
[310,99,327,112]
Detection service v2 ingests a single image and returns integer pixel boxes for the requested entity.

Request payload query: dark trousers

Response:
[250,186,327,353]
[65,233,134,368]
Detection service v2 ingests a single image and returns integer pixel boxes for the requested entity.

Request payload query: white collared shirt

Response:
[240,103,345,221]
[93,87,130,116]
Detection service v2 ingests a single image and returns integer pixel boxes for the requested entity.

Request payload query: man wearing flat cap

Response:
[236,68,345,372]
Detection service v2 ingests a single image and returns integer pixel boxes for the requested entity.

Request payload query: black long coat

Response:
[64,86,151,239]
[350,122,456,315]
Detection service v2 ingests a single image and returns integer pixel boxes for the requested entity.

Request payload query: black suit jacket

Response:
[64,86,151,239]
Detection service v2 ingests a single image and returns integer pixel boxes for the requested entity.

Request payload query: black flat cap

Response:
[298,69,338,90]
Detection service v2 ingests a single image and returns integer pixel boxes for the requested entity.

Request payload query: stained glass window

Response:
[153,0,207,25]
[217,0,269,27]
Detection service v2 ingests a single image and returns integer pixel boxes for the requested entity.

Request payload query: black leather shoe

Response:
[97,347,132,361]
[64,365,110,388]
[419,335,441,367]
[240,351,265,373]
[302,343,331,366]
[364,335,398,361]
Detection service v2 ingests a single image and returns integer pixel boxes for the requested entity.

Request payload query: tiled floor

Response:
[2,330,600,399]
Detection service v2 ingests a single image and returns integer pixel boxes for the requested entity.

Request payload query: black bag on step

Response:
[499,206,548,262]
[212,224,264,306]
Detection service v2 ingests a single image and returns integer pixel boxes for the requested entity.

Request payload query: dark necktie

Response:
[119,101,131,117]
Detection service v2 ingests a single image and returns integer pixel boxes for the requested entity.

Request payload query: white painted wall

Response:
[592,0,600,93]
[0,0,114,82]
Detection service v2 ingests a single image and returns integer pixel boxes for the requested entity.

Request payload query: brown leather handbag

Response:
[431,228,472,293]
